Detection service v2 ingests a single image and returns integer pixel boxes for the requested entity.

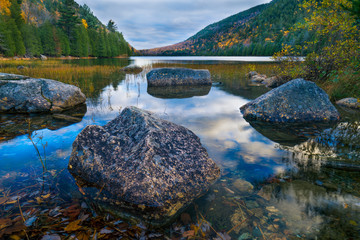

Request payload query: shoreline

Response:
[0,55,130,61]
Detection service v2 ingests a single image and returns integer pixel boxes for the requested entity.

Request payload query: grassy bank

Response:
[320,70,360,100]
[0,59,127,99]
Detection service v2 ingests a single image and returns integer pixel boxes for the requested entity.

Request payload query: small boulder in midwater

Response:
[336,98,360,110]
[240,78,340,123]
[69,106,220,226]
[121,65,143,74]
[147,67,211,87]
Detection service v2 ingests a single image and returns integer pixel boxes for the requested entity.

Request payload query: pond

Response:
[0,56,359,239]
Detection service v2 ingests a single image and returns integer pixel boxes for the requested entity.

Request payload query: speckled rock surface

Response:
[147,67,211,86]
[69,106,220,225]
[0,73,86,113]
[240,78,340,123]
[336,98,360,110]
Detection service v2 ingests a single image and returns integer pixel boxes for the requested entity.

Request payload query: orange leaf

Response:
[76,231,90,240]
[182,230,195,238]
[65,220,82,232]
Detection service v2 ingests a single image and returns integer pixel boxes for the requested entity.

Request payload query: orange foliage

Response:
[81,19,88,29]
[0,0,11,15]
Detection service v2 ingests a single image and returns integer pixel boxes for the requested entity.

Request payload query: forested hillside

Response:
[140,0,310,56]
[0,0,132,58]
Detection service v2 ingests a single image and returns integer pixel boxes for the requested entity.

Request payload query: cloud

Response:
[76,0,271,49]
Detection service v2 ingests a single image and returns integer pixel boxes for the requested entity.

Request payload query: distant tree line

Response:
[139,0,316,57]
[0,0,132,57]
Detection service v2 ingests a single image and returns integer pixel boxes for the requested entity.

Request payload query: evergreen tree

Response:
[22,24,42,56]
[97,28,107,57]
[10,0,24,29]
[79,4,100,29]
[58,0,80,38]
[57,29,70,56]
[5,0,26,56]
[70,25,89,57]
[39,21,57,56]
[106,20,117,32]
[0,0,131,58]
[9,17,25,56]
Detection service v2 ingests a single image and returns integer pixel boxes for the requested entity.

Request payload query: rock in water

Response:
[121,65,143,74]
[69,106,220,225]
[147,67,211,86]
[336,98,360,110]
[0,73,86,113]
[240,78,340,123]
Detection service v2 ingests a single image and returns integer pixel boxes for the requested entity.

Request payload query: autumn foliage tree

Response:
[274,0,360,83]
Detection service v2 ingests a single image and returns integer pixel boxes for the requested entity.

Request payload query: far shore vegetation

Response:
[0,0,359,100]
[0,0,132,58]
[273,0,359,100]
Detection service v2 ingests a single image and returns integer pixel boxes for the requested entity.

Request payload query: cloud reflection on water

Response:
[97,71,289,178]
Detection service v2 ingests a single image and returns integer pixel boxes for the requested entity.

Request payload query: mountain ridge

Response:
[140,0,308,56]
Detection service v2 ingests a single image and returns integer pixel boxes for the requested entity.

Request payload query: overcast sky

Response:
[76,0,271,50]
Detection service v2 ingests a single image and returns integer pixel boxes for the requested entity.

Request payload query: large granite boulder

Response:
[68,106,220,225]
[0,73,86,113]
[240,78,340,123]
[147,67,211,87]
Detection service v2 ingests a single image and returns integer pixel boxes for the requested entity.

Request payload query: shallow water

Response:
[0,57,359,239]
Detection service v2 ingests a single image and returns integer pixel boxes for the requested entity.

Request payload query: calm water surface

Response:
[0,56,359,239]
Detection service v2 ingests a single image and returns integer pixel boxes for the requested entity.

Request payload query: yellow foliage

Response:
[0,0,11,15]
[273,0,360,82]
[81,19,88,29]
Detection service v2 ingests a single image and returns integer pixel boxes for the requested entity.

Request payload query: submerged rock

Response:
[69,106,220,225]
[278,122,360,171]
[147,68,211,87]
[232,179,254,193]
[147,85,211,99]
[316,122,360,148]
[121,65,143,74]
[336,98,360,110]
[0,73,86,113]
[240,78,340,123]
[296,122,360,162]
